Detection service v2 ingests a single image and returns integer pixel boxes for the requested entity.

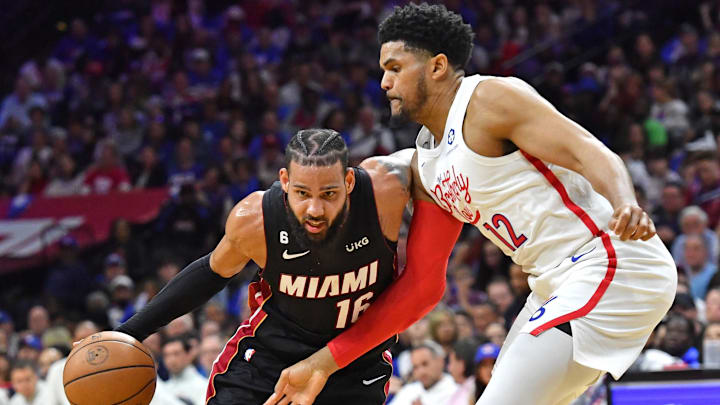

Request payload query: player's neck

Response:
[417,75,463,142]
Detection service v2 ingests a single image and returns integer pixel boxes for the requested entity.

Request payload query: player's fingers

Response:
[277,395,292,405]
[612,207,631,236]
[630,214,649,240]
[641,219,657,241]
[72,340,81,347]
[263,393,280,405]
[620,209,641,240]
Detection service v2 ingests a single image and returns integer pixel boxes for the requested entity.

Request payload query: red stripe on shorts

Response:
[206,304,269,404]
[382,350,393,404]
[521,151,617,336]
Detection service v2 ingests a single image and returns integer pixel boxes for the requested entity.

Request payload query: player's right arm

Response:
[115,191,265,342]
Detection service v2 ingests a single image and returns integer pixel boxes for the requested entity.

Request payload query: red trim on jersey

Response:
[382,350,393,403]
[206,304,269,404]
[521,151,617,336]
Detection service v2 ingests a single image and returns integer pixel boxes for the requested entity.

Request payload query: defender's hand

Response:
[609,204,656,241]
[263,348,339,405]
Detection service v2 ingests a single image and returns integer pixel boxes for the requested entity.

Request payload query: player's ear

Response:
[279,167,290,193]
[429,53,449,80]
[345,168,355,195]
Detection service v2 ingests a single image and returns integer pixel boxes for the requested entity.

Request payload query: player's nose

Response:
[306,198,324,217]
[381,72,393,91]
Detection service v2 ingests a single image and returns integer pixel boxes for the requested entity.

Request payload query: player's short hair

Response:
[378,3,474,69]
[284,129,348,172]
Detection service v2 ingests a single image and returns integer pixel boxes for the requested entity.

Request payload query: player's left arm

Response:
[469,77,654,241]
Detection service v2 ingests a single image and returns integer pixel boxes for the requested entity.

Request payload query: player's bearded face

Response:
[282,161,351,248]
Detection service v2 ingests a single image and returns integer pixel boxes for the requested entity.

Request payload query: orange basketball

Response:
[63,331,156,405]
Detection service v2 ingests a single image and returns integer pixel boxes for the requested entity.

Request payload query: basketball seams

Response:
[67,339,154,364]
[63,364,155,387]
[113,377,156,405]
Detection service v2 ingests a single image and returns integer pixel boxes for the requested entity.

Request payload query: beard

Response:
[285,196,349,250]
[389,74,427,128]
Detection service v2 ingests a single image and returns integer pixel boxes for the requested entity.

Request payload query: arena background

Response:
[0,1,719,404]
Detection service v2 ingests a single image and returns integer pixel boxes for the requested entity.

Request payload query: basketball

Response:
[63,331,156,405]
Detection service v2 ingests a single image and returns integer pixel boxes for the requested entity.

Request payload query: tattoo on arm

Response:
[373,156,411,193]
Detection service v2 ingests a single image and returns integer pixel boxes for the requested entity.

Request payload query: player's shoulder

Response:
[468,76,545,130]
[472,76,539,107]
[359,152,412,200]
[225,190,266,243]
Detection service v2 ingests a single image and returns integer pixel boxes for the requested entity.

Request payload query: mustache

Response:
[303,216,327,223]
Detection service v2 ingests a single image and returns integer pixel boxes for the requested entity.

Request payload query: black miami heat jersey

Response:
[260,167,397,340]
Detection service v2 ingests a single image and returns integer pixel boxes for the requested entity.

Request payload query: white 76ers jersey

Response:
[416,75,615,275]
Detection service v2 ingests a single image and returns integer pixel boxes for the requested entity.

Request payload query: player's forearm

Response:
[115,253,232,341]
[579,149,637,210]
[327,200,462,368]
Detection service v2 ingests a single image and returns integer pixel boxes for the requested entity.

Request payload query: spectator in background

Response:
[44,235,93,312]
[167,137,204,193]
[162,336,206,405]
[8,361,44,405]
[454,310,475,341]
[81,141,131,194]
[486,278,515,324]
[705,288,720,324]
[390,341,458,405]
[473,343,500,401]
[227,158,259,202]
[649,79,689,145]
[106,275,135,329]
[197,334,223,377]
[348,106,395,164]
[446,265,486,312]
[659,313,699,368]
[0,78,47,132]
[43,154,84,197]
[653,182,686,245]
[428,309,458,357]
[36,348,61,380]
[0,353,9,390]
[37,320,99,405]
[671,205,719,267]
[681,234,717,301]
[469,303,499,339]
[484,322,507,347]
[689,152,720,228]
[24,307,49,344]
[102,218,146,280]
[131,146,167,189]
[447,339,480,405]
[505,263,530,328]
[154,183,210,262]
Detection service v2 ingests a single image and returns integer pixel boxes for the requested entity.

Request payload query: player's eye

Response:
[324,191,336,199]
[297,190,308,197]
[392,66,400,72]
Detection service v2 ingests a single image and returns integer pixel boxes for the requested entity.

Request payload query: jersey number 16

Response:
[335,291,374,329]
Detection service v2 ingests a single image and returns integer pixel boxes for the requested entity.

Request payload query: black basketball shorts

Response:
[205,310,393,405]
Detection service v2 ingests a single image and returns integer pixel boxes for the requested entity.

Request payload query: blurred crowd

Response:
[2,1,720,404]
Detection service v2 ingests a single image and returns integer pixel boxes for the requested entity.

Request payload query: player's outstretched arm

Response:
[469,77,655,241]
[264,154,462,405]
[115,192,265,342]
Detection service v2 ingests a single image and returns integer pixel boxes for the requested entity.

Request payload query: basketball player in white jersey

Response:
[265,3,677,405]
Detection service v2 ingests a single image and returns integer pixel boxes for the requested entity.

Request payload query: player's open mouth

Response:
[305,220,326,233]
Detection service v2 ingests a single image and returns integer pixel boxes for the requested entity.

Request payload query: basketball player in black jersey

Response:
[114,128,426,405]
